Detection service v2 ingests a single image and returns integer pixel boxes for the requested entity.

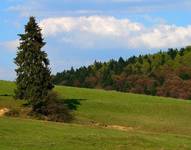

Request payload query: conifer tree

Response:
[14,16,54,111]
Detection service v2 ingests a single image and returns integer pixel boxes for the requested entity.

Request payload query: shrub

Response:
[32,91,73,122]
[5,108,20,117]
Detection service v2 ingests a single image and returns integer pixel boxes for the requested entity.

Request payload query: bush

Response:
[5,108,20,117]
[31,91,73,122]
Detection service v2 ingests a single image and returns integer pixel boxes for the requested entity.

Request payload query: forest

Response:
[53,47,191,100]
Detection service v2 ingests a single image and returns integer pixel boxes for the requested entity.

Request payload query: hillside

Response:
[53,47,191,100]
[1,81,191,149]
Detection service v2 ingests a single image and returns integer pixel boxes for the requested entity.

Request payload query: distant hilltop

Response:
[53,46,191,100]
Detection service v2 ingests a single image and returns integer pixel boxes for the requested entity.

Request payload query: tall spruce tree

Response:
[14,16,54,111]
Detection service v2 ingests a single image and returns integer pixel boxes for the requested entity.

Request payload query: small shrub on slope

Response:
[30,91,73,122]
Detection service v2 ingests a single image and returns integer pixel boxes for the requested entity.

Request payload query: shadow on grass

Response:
[0,94,13,97]
[23,98,85,110]
[62,98,85,110]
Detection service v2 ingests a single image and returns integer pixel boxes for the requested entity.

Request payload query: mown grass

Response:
[0,80,15,96]
[0,117,191,150]
[56,86,191,136]
[1,80,191,149]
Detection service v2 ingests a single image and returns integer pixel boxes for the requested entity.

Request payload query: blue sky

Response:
[1,0,191,80]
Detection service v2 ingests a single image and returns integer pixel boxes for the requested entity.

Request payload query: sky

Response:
[1,0,191,80]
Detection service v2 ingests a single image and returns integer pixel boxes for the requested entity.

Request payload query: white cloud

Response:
[0,40,19,52]
[5,0,191,18]
[40,16,191,49]
[40,16,142,36]
[6,0,42,17]
[133,25,191,49]
[7,5,32,17]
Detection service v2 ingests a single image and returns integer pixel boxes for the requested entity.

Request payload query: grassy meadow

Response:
[0,80,191,149]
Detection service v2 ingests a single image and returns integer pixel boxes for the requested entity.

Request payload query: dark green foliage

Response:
[167,48,178,60]
[31,91,73,122]
[160,54,165,65]
[5,108,20,117]
[138,55,143,64]
[63,99,81,110]
[179,73,190,80]
[179,48,185,56]
[14,17,54,111]
[53,47,191,100]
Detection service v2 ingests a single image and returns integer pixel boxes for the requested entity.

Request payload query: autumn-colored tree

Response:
[53,47,191,100]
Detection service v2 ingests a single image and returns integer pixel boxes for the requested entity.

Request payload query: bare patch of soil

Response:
[90,121,134,132]
[106,125,133,131]
[0,108,9,117]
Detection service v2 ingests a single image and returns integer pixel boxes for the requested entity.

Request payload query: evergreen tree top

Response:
[25,16,40,32]
[18,16,45,51]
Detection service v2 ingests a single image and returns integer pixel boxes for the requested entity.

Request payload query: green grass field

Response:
[0,80,191,149]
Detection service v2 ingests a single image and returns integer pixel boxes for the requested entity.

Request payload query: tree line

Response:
[53,47,191,100]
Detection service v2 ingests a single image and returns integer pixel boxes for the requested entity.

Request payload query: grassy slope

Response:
[0,80,191,149]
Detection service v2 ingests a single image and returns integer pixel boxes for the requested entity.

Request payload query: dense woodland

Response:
[53,47,191,100]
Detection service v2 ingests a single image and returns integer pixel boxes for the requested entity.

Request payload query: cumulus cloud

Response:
[40,16,142,36]
[40,16,191,49]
